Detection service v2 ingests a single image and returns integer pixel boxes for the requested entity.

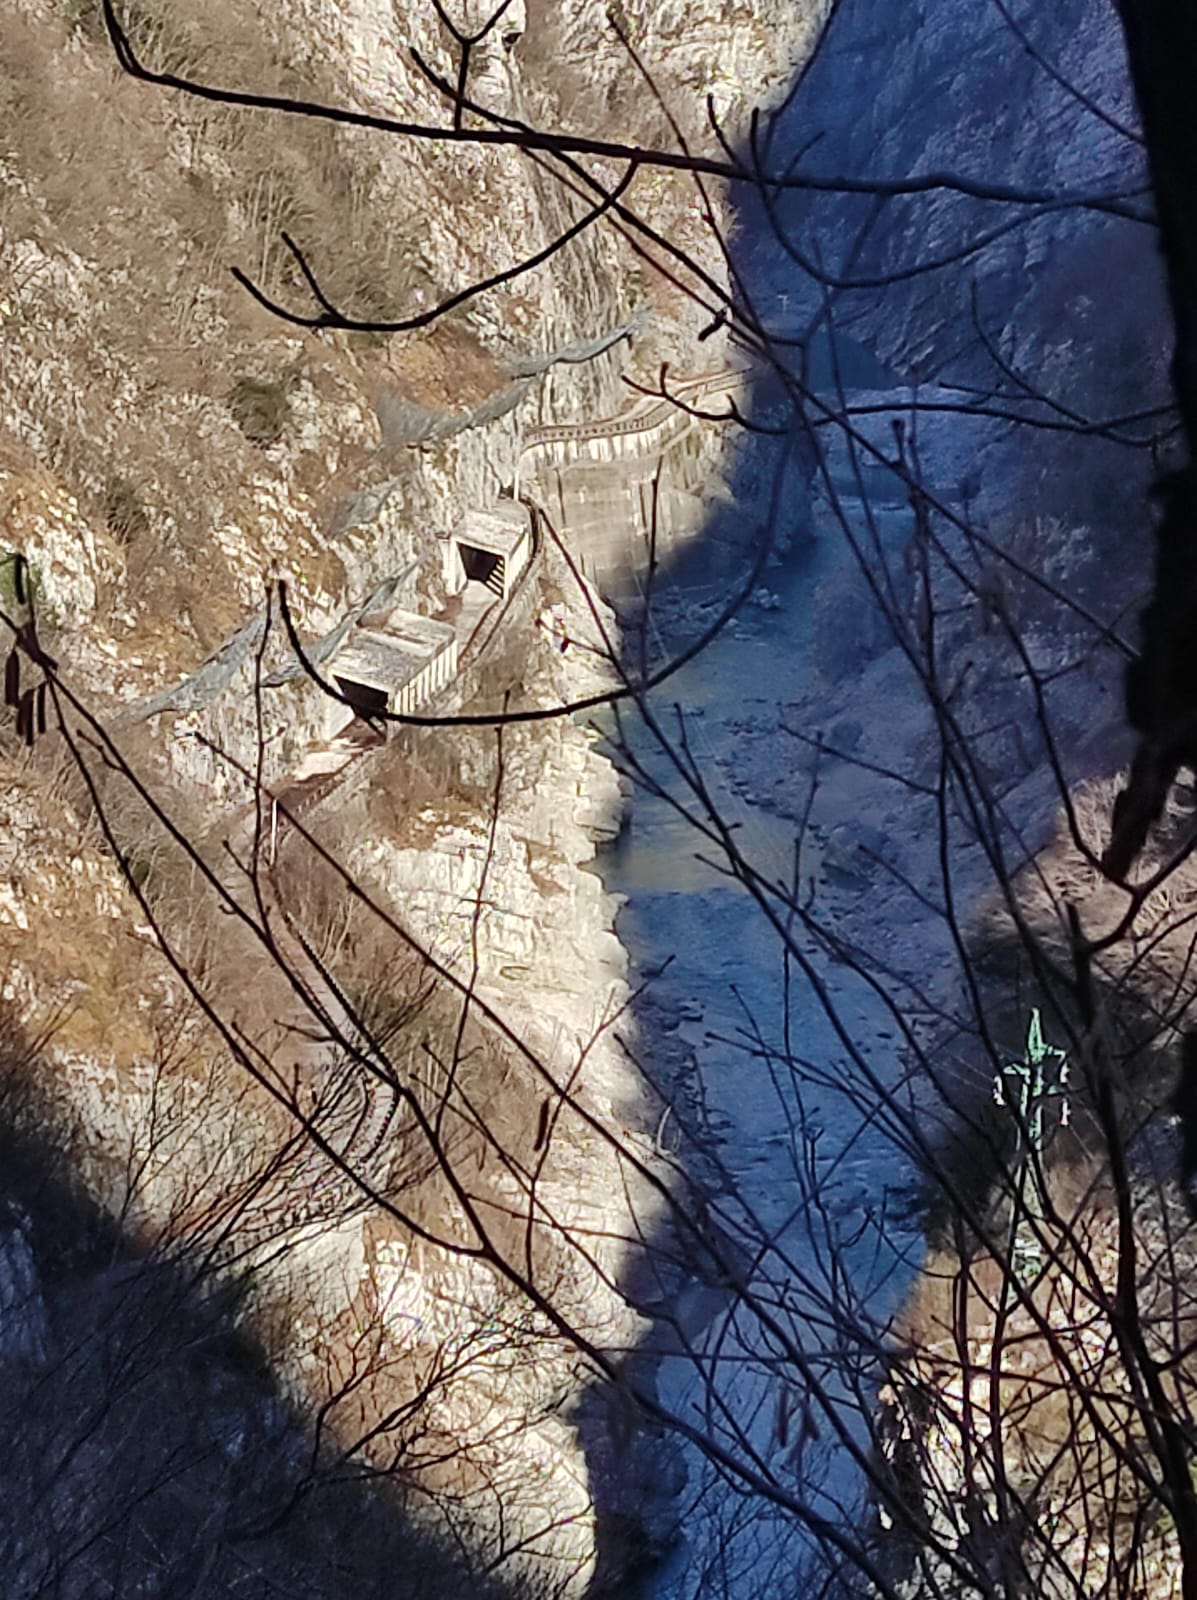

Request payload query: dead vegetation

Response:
[383,320,511,412]
[885,1156,1197,1597]
[0,0,434,675]
[870,754,1197,1594]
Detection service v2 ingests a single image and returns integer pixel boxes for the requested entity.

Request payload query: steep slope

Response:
[0,2,823,1594]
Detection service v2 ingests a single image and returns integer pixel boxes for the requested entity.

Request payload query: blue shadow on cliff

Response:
[580,0,1173,1593]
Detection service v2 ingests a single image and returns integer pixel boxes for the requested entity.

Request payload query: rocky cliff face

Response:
[727,0,1169,884]
[741,0,1168,541]
[0,0,826,710]
[0,1,823,1594]
[713,8,1189,1592]
[758,0,1155,383]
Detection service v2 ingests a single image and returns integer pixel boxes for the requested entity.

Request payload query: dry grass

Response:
[0,1,435,673]
[0,0,677,688]
[964,771,1197,1105]
[0,750,164,1063]
[383,321,510,411]
[883,748,1197,1591]
[888,1155,1197,1594]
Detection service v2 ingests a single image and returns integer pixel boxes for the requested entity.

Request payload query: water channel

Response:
[588,376,926,1597]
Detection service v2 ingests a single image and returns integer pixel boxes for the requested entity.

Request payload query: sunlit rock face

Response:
[0,3,828,1596]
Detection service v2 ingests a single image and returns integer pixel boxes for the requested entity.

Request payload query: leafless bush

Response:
[6,1,1197,1597]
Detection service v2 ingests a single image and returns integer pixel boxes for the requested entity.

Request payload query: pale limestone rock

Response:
[0,1,823,1590]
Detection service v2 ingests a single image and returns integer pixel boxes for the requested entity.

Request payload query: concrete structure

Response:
[516,368,748,485]
[514,368,751,597]
[443,502,532,600]
[326,611,458,735]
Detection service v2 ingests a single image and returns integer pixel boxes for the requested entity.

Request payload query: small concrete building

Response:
[443,503,532,600]
[326,612,458,734]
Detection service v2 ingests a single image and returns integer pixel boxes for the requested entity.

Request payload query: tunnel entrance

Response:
[458,542,504,596]
[333,675,389,721]
[443,506,531,601]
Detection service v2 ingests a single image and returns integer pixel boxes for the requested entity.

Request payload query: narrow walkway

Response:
[280,366,745,814]
[518,369,747,479]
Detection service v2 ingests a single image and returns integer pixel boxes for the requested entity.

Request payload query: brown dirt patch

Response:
[382,321,509,412]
